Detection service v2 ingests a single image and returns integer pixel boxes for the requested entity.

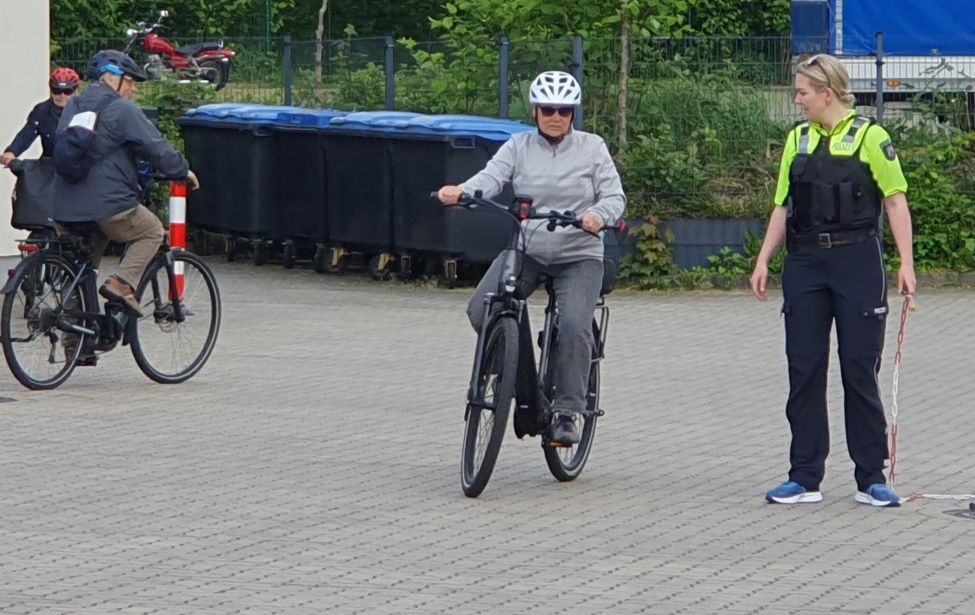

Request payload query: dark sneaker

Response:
[855,483,901,508]
[74,353,98,367]
[765,480,823,504]
[99,275,144,317]
[549,412,580,447]
[63,339,97,367]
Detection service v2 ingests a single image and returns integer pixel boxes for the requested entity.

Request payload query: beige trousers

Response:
[91,205,165,288]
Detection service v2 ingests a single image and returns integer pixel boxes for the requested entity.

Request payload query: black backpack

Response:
[53,95,117,183]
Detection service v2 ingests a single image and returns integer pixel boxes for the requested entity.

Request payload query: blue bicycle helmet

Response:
[87,49,148,82]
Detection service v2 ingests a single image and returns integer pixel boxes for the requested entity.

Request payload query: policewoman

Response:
[750,54,916,508]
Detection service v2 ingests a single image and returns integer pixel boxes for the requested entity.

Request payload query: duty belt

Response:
[787,228,877,250]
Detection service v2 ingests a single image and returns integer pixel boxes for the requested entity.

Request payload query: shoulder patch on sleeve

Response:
[881,140,897,161]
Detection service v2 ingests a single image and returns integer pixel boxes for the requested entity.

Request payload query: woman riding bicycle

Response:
[1,67,81,168]
[437,70,626,446]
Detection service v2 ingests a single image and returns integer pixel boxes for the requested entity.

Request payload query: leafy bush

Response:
[616,74,781,221]
[895,131,975,272]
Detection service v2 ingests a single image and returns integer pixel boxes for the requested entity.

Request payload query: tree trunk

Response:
[617,5,630,153]
[315,0,329,100]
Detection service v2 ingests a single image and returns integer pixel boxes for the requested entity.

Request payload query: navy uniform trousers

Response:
[781,234,890,491]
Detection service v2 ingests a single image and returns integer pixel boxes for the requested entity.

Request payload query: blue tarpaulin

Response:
[837,0,975,55]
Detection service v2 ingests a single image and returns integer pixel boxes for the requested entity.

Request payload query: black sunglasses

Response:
[51,87,76,95]
[538,106,573,118]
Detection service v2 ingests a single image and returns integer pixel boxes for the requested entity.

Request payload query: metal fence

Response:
[49,33,975,227]
[53,32,975,127]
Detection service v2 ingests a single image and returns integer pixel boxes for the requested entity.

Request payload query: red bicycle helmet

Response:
[49,67,81,90]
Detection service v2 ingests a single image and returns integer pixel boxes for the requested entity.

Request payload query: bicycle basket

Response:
[10,157,55,231]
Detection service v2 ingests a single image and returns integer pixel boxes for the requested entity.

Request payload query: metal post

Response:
[384,35,395,111]
[499,36,510,119]
[571,35,585,130]
[875,31,885,123]
[283,35,293,106]
[265,0,272,52]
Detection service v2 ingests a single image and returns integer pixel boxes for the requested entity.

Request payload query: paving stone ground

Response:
[0,256,973,614]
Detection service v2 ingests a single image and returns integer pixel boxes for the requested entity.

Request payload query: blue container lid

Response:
[276,108,348,128]
[181,104,325,126]
[236,105,308,125]
[327,111,423,133]
[404,115,532,141]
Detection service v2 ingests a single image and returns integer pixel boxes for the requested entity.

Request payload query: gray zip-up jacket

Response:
[460,130,626,265]
[53,83,189,222]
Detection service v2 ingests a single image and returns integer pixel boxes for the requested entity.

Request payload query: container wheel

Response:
[326,247,348,274]
[397,254,414,281]
[253,239,268,266]
[368,253,393,281]
[441,257,459,289]
[312,245,328,273]
[283,241,297,269]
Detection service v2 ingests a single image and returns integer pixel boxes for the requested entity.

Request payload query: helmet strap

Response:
[534,108,572,145]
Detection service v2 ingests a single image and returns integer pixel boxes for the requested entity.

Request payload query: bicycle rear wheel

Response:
[1,254,88,390]
[544,349,600,482]
[130,251,221,383]
[461,316,518,498]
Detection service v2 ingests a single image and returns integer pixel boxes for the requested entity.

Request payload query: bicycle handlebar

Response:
[429,190,626,237]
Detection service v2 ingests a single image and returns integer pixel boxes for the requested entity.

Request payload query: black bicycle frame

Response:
[147,250,188,324]
[458,191,615,424]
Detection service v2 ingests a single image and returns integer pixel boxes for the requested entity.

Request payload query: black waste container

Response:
[389,115,533,265]
[322,111,421,265]
[178,104,287,239]
[140,106,160,127]
[178,104,248,233]
[273,108,347,265]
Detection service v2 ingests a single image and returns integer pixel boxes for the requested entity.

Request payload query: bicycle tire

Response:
[1,253,87,390]
[130,251,221,384]
[544,320,602,482]
[461,316,518,498]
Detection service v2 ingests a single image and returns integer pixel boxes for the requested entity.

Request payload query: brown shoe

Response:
[99,275,144,317]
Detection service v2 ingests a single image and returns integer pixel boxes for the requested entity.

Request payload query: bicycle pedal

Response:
[547,441,573,448]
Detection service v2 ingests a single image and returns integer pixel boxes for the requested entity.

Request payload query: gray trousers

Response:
[467,251,603,413]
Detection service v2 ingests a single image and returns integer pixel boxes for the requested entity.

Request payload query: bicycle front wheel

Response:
[461,316,518,498]
[130,251,221,384]
[1,253,88,390]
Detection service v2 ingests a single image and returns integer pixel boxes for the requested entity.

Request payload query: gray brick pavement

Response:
[0,257,973,613]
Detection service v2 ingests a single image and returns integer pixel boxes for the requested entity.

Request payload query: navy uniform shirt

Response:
[4,99,63,157]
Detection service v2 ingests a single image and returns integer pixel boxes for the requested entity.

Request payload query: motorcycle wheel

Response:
[198,59,230,91]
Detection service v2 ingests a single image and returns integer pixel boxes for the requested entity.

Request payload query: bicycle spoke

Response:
[130,252,220,383]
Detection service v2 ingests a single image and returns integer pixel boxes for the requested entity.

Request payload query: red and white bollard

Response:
[169,181,187,300]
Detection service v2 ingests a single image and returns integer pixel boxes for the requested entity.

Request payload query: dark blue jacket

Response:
[53,83,189,222]
[4,99,62,157]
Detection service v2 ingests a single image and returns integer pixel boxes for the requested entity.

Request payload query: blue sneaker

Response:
[765,480,823,504]
[855,483,901,508]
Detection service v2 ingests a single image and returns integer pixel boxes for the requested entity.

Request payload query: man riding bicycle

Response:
[53,49,199,322]
[437,70,626,446]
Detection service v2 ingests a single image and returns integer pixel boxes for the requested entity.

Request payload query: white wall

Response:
[0,1,50,255]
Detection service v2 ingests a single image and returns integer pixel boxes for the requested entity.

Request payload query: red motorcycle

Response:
[123,10,235,90]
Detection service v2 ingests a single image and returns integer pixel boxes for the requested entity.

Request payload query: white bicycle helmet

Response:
[529,70,582,106]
